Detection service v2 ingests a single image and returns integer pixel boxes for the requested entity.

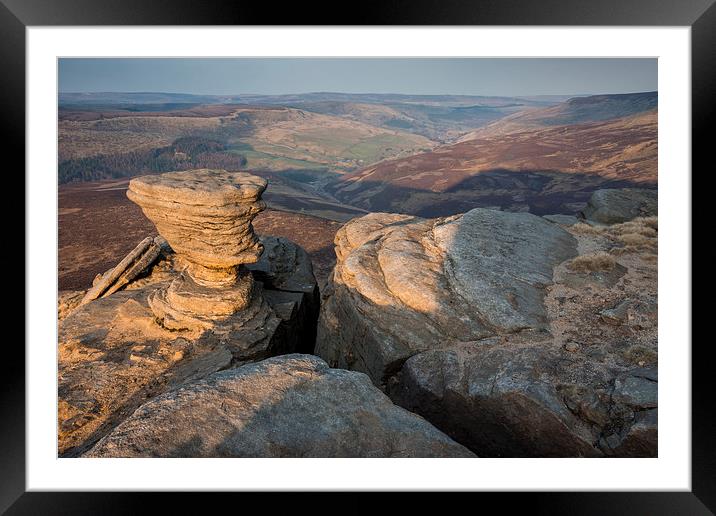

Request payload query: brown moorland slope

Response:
[457,91,657,141]
[328,110,657,217]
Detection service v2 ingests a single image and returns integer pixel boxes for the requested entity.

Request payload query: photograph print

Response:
[57,57,658,459]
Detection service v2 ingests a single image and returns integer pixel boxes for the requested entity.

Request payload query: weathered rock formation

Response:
[316,209,578,383]
[316,205,658,457]
[86,354,475,458]
[127,170,268,331]
[58,170,320,456]
[579,188,657,224]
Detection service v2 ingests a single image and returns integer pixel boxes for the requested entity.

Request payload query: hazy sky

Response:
[58,58,657,97]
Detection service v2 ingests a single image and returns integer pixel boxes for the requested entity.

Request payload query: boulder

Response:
[126,169,268,269]
[579,188,657,224]
[391,345,658,457]
[85,355,475,458]
[316,208,578,385]
[127,170,268,331]
[316,206,658,457]
[391,342,602,457]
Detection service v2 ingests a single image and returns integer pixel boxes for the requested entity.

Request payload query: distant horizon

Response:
[58,58,657,97]
[58,89,658,100]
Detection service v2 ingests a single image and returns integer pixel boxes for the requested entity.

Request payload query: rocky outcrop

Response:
[316,207,658,457]
[58,170,320,456]
[246,236,320,353]
[58,236,318,457]
[579,188,657,224]
[392,342,601,457]
[316,209,578,384]
[392,346,658,458]
[86,355,475,458]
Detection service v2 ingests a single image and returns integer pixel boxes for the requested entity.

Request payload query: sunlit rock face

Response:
[127,169,268,331]
[316,209,578,384]
[85,354,475,458]
[127,169,268,269]
[316,206,658,457]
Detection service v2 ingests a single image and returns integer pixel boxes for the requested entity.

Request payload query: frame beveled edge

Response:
[691,1,716,514]
[6,0,714,512]
[1,0,26,514]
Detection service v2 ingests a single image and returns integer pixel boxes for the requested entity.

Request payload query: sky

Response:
[58,58,657,97]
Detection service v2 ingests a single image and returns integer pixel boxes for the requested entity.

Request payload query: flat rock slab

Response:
[127,169,268,206]
[86,355,475,458]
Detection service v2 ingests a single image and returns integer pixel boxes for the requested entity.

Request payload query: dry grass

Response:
[567,252,616,273]
[608,217,658,254]
[640,216,658,230]
[570,222,605,235]
[618,233,653,246]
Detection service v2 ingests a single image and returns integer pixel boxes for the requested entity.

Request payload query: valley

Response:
[58,90,657,289]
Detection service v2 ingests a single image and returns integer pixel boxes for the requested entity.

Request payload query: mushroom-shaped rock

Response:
[127,169,268,330]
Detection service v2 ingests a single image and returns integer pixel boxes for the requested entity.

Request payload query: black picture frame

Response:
[4,0,712,512]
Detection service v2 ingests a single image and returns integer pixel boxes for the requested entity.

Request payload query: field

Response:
[58,104,435,182]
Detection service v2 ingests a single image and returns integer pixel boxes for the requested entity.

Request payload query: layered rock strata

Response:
[127,169,267,331]
[316,209,578,383]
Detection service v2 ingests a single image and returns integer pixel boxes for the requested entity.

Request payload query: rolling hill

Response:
[328,103,657,217]
[58,90,658,219]
[58,104,435,180]
[458,91,657,141]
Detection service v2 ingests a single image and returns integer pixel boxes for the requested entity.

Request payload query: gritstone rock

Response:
[85,354,475,458]
[316,206,657,457]
[58,170,319,456]
[579,188,657,224]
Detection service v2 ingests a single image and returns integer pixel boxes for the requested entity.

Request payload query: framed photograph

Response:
[6,0,711,511]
